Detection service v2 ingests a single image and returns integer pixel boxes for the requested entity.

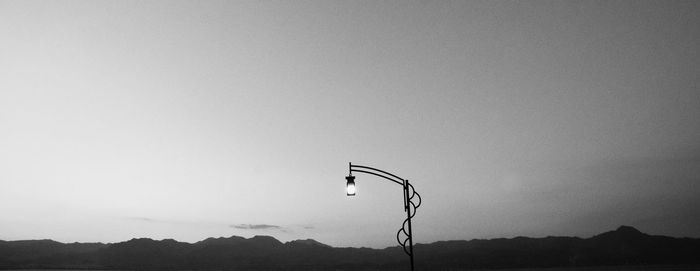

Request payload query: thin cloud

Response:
[230,224,281,230]
[124,217,291,232]
[127,217,158,222]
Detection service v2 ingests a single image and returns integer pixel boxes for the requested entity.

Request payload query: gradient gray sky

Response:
[1,0,699,248]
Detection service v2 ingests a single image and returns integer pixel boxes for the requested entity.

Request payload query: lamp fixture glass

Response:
[346,175,356,196]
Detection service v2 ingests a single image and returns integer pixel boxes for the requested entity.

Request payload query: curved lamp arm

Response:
[349,163,404,186]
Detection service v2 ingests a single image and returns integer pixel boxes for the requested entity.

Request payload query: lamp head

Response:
[346,175,356,196]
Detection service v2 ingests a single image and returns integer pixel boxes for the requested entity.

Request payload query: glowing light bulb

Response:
[346,176,356,196]
[347,183,356,196]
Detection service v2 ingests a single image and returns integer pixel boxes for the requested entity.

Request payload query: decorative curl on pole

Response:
[397,181,421,256]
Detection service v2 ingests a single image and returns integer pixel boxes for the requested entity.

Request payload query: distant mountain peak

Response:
[126,238,155,242]
[592,225,648,242]
[195,235,245,246]
[286,238,331,248]
[250,235,281,242]
[615,225,642,234]
[203,235,245,241]
[248,235,283,247]
[251,235,275,239]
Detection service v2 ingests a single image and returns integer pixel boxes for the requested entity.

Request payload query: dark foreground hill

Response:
[1,226,699,270]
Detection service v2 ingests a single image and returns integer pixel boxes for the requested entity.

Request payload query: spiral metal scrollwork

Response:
[396,182,421,256]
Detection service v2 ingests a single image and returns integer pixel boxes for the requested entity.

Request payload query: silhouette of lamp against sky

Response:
[345,162,422,271]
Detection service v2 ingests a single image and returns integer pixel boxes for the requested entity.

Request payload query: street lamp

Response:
[346,175,356,196]
[345,162,422,271]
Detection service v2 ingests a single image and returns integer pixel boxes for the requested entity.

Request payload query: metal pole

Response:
[405,179,415,271]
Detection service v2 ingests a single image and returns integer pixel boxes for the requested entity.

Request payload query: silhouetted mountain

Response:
[98,238,193,270]
[285,238,332,248]
[1,226,699,270]
[195,236,247,247]
[0,239,106,269]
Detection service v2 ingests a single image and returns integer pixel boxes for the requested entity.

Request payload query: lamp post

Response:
[345,162,422,271]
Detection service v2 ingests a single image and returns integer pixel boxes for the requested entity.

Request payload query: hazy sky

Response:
[1,0,699,248]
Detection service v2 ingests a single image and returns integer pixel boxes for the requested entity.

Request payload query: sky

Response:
[1,0,699,248]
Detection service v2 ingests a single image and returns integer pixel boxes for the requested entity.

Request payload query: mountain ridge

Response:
[1,226,699,270]
[1,225,678,248]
